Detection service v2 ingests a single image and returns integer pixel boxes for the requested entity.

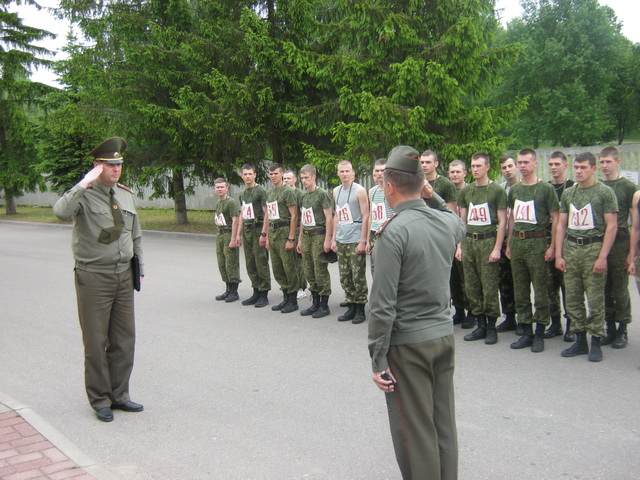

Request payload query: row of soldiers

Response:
[212,146,637,362]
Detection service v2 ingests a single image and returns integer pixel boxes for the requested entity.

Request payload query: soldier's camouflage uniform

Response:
[239,185,271,292]
[267,185,299,294]
[300,187,333,295]
[214,196,241,283]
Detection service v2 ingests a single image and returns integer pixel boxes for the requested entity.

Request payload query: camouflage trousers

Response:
[499,248,515,315]
[269,226,299,294]
[301,231,331,296]
[509,236,550,325]
[564,241,606,337]
[337,242,368,304]
[242,225,271,291]
[547,260,567,319]
[450,258,467,310]
[605,234,631,324]
[296,230,307,291]
[462,237,501,318]
[216,231,240,283]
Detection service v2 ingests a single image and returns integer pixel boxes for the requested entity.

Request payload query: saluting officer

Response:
[53,137,144,422]
[213,178,241,303]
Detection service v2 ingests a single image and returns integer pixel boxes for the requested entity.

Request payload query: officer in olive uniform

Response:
[213,178,241,303]
[236,163,270,308]
[599,146,638,349]
[369,145,464,480]
[556,152,618,362]
[296,164,334,318]
[262,164,300,313]
[53,137,144,422]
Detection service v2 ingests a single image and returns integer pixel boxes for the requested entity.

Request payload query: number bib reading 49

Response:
[467,202,491,226]
[569,203,595,230]
[301,207,316,227]
[267,201,280,220]
[371,202,387,223]
[513,199,537,224]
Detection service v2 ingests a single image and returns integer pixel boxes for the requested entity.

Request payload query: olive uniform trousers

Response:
[242,224,271,291]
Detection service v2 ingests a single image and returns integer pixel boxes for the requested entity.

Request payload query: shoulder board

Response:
[375,212,398,238]
[117,183,133,193]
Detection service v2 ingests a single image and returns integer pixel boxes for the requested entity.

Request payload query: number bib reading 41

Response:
[569,203,595,230]
[513,199,537,224]
[301,207,316,227]
[467,202,491,226]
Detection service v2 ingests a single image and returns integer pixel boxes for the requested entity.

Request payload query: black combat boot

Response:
[215,283,229,301]
[272,292,288,311]
[339,300,349,307]
[224,282,239,303]
[301,292,320,316]
[561,332,589,357]
[563,317,575,342]
[544,315,563,338]
[464,316,487,341]
[601,320,617,346]
[254,291,269,308]
[461,314,476,329]
[352,304,366,324]
[510,323,533,349]
[588,336,603,362]
[281,292,299,314]
[241,288,260,306]
[338,304,356,322]
[515,322,525,336]
[496,312,517,332]
[312,295,330,318]
[612,323,628,349]
[452,306,466,325]
[531,323,545,353]
[485,316,498,345]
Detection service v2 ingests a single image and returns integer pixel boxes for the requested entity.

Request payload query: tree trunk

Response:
[172,169,188,225]
[4,190,17,215]
[618,125,625,145]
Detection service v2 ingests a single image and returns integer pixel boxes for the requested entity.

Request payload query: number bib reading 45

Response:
[467,202,491,226]
[569,203,595,230]
[513,199,537,224]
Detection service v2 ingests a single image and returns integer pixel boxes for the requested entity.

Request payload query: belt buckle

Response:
[472,232,480,240]
[576,237,584,246]
[517,231,526,240]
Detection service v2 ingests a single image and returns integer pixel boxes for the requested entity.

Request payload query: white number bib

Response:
[301,207,316,227]
[241,202,255,221]
[371,202,387,223]
[267,201,280,220]
[513,199,537,224]
[467,202,491,226]
[337,203,354,224]
[214,213,227,227]
[569,203,595,230]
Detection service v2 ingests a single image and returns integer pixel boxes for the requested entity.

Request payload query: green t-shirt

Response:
[560,181,618,238]
[266,185,297,223]
[213,196,240,228]
[458,181,508,234]
[508,181,559,233]
[429,175,457,204]
[602,177,638,228]
[239,185,266,225]
[300,187,332,229]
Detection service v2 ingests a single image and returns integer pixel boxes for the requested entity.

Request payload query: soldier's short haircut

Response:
[449,159,466,171]
[575,152,597,167]
[269,163,283,173]
[499,154,514,165]
[472,152,491,166]
[300,164,316,176]
[337,159,352,169]
[241,163,256,172]
[374,158,386,167]
[518,148,537,159]
[384,168,425,195]
[283,169,296,177]
[599,146,620,160]
[214,177,227,185]
[420,149,438,162]
[549,151,567,162]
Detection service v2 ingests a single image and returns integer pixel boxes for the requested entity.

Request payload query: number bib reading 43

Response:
[301,207,316,227]
[513,199,537,224]
[241,202,255,221]
[467,202,491,226]
[267,201,280,220]
[569,203,595,230]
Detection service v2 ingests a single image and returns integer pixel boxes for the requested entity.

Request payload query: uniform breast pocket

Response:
[87,205,114,228]
[122,210,135,230]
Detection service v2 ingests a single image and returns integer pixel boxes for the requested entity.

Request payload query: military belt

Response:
[466,231,497,240]
[218,227,232,233]
[303,227,326,235]
[513,230,547,240]
[567,235,603,246]
[243,221,264,228]
[269,221,289,229]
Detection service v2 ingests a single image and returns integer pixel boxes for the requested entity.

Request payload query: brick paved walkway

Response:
[0,408,95,480]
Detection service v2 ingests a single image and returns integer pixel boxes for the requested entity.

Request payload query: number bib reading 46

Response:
[568,203,595,230]
[301,207,316,227]
[467,202,491,226]
[513,199,537,224]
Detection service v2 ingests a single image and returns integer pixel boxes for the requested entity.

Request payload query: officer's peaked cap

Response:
[90,137,127,164]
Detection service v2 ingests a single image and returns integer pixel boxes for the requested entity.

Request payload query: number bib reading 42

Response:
[513,199,537,224]
[467,202,491,226]
[568,203,595,230]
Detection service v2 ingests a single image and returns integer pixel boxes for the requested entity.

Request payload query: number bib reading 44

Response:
[215,213,227,227]
[371,202,387,223]
[301,207,316,227]
[241,202,255,221]
[267,201,280,220]
[467,202,491,226]
[569,203,595,230]
[337,204,354,224]
[513,199,537,224]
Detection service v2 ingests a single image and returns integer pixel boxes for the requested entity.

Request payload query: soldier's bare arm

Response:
[356,189,369,255]
[594,212,618,273]
[322,207,333,252]
[555,213,568,272]
[545,211,559,261]
[626,190,640,274]
[489,209,506,262]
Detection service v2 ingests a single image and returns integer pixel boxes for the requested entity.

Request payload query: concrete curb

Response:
[0,391,122,480]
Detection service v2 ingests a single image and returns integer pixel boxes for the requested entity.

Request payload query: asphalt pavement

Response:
[1,221,639,480]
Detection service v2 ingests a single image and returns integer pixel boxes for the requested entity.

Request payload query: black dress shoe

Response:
[95,407,114,422]
[111,400,144,412]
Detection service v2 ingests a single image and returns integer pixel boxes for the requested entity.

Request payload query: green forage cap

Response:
[89,137,127,164]
[386,146,421,173]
